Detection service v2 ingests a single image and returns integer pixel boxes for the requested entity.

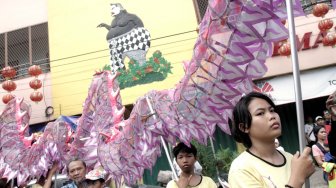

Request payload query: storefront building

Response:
[1,0,335,185]
[255,12,336,153]
[0,0,52,125]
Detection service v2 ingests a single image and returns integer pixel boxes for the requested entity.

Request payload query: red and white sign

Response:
[254,66,336,105]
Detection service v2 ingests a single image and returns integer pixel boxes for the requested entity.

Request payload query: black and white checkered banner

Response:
[108,27,151,72]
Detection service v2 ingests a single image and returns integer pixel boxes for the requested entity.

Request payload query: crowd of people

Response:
[304,96,336,184]
[0,91,335,188]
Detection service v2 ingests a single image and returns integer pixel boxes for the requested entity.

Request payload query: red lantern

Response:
[318,19,334,32]
[312,3,329,17]
[322,34,336,46]
[2,80,17,92]
[281,20,286,25]
[30,91,43,102]
[2,93,15,104]
[207,54,217,62]
[278,39,288,46]
[278,43,291,56]
[28,65,42,77]
[1,66,16,79]
[29,78,42,90]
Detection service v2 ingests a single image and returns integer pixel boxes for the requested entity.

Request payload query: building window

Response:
[0,34,4,71]
[0,23,50,81]
[301,0,332,15]
[193,0,209,24]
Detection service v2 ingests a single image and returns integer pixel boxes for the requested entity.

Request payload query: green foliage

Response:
[102,50,172,89]
[215,147,238,173]
[191,141,238,180]
[192,141,217,180]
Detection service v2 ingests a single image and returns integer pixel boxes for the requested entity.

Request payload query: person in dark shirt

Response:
[326,92,336,157]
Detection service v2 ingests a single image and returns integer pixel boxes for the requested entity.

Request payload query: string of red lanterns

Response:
[278,3,334,57]
[28,65,43,103]
[1,66,17,104]
[313,3,336,46]
[278,20,291,56]
[312,3,329,18]
[278,42,291,56]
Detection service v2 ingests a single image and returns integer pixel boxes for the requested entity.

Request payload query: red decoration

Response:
[2,93,15,104]
[1,66,16,79]
[153,57,160,64]
[278,43,291,56]
[281,20,286,25]
[30,91,43,102]
[322,33,336,46]
[28,65,43,102]
[29,78,42,90]
[28,65,42,77]
[312,3,329,17]
[2,80,17,92]
[145,66,153,73]
[278,39,288,46]
[207,54,217,62]
[318,19,333,32]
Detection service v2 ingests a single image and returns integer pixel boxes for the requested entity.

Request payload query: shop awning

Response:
[254,66,336,105]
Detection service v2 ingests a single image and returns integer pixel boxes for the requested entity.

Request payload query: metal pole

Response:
[209,138,220,177]
[54,173,57,188]
[285,0,310,187]
[54,122,60,188]
[145,96,178,180]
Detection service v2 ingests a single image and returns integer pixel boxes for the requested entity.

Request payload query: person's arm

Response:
[312,145,324,167]
[97,23,111,30]
[287,148,315,188]
[43,163,58,188]
[304,133,310,143]
[313,155,324,167]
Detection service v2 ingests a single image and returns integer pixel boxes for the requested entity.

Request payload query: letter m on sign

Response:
[253,81,274,93]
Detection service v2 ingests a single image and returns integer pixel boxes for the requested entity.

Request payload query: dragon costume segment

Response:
[0,0,306,186]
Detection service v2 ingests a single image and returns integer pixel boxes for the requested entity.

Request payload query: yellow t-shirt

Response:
[166,176,217,188]
[32,184,43,188]
[229,150,292,188]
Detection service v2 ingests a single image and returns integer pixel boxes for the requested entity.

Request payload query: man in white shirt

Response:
[304,116,316,145]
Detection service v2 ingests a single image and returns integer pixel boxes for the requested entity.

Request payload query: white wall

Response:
[0,0,48,33]
[0,73,54,124]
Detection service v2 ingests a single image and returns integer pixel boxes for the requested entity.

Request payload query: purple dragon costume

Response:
[0,0,309,186]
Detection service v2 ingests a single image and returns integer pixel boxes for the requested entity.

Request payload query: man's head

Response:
[315,116,325,126]
[110,3,124,16]
[323,110,331,120]
[86,167,107,188]
[173,142,197,174]
[67,158,87,185]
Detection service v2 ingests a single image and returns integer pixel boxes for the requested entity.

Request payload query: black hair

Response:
[66,157,87,174]
[110,3,125,10]
[231,92,276,148]
[87,179,105,185]
[172,142,197,158]
[0,178,7,188]
[313,125,325,139]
